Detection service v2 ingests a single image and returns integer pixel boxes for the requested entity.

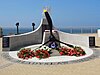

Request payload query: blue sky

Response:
[0,0,100,28]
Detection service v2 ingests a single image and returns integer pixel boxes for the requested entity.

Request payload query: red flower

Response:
[60,52,64,55]
[58,46,86,57]
[36,56,40,58]
[76,52,80,54]
[17,48,35,60]
[25,57,28,60]
[80,54,83,56]
[29,56,32,59]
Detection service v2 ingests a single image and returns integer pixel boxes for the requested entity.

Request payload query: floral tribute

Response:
[34,45,51,59]
[35,50,50,59]
[17,48,35,60]
[17,45,51,60]
[17,45,86,60]
[58,46,86,57]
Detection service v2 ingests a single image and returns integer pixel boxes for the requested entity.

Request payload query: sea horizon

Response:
[1,26,99,35]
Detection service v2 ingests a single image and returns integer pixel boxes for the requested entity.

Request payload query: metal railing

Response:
[58,26,100,34]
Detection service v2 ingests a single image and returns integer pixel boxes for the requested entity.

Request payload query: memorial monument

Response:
[39,9,74,49]
[1,9,94,65]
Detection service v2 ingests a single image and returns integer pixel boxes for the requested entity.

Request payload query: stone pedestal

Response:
[42,30,60,48]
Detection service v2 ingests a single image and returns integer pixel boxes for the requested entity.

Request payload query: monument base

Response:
[42,30,60,48]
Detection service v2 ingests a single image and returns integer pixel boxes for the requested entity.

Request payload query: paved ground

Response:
[0,53,100,75]
[0,50,100,75]
[0,33,100,75]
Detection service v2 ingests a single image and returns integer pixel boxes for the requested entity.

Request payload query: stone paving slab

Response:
[0,52,14,69]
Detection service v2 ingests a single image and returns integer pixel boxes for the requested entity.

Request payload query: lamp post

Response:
[16,22,19,34]
[32,23,35,31]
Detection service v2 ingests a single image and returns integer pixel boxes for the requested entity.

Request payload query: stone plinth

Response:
[42,30,60,48]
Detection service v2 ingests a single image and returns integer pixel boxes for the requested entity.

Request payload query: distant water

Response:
[2,27,98,35]
[3,28,32,35]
